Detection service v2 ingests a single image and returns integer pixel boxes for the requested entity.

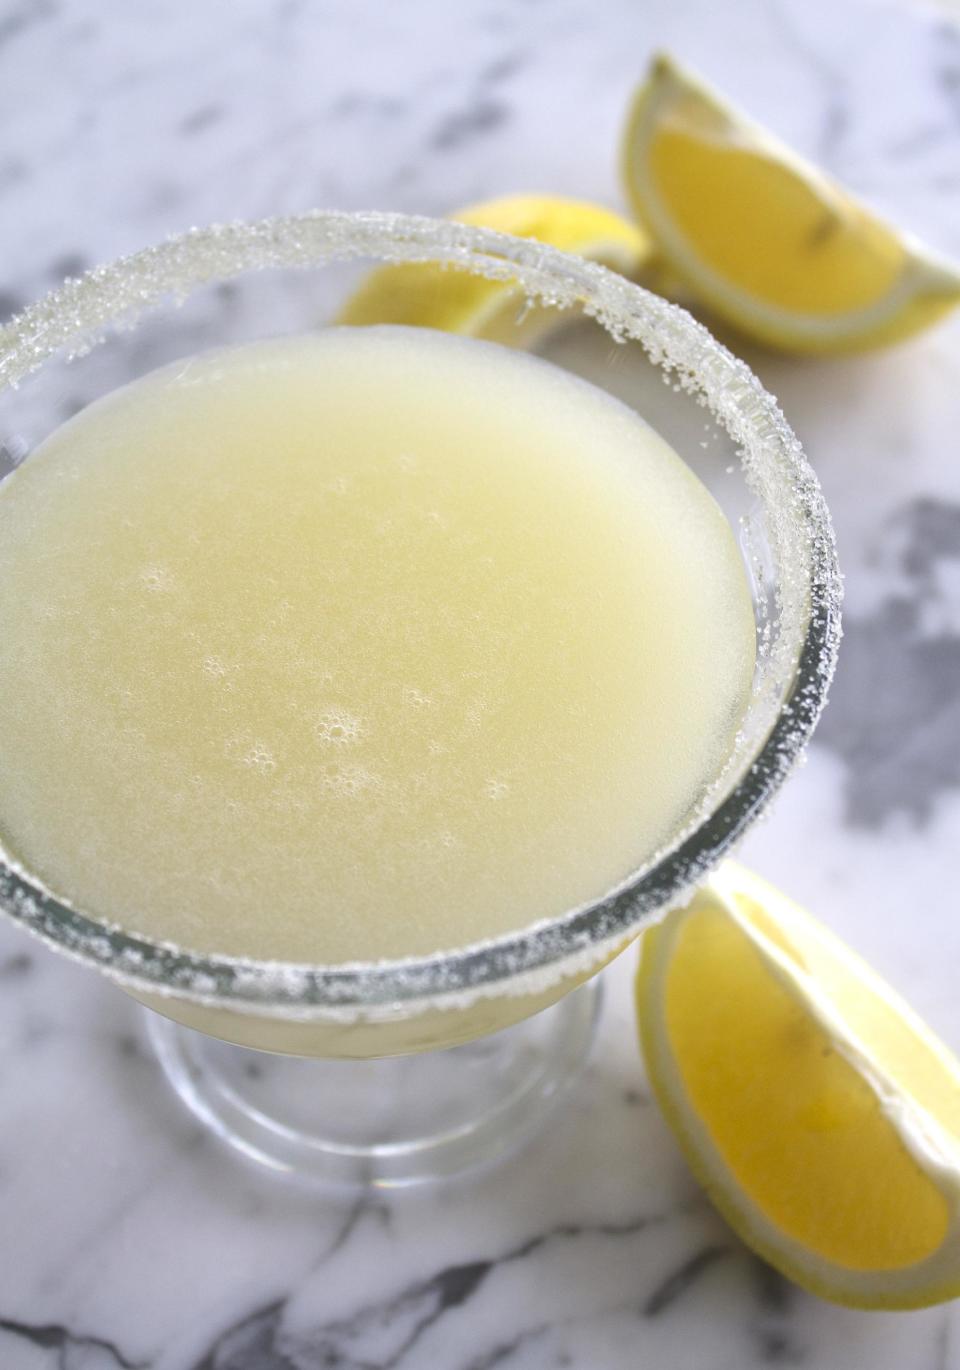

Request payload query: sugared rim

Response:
[0,210,841,1019]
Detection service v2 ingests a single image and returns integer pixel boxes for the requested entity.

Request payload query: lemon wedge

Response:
[621,54,960,354]
[637,862,960,1308]
[337,194,651,343]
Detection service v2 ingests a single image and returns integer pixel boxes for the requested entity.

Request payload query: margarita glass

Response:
[0,212,840,1186]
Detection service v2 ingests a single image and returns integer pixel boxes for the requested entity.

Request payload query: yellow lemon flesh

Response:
[336,194,651,343]
[621,54,960,354]
[637,862,960,1308]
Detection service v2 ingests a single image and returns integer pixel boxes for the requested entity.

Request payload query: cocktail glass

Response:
[0,211,840,1187]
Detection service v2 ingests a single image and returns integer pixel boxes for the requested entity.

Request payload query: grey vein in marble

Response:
[934,20,960,124]
[641,1245,731,1318]
[0,949,32,979]
[815,497,960,828]
[0,1315,147,1370]
[192,1211,688,1370]
[767,0,851,168]
[0,0,56,49]
[430,100,512,153]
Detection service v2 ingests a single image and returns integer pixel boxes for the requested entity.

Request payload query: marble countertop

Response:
[3,0,960,1366]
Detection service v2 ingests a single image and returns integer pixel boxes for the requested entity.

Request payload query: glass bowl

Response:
[0,211,840,1184]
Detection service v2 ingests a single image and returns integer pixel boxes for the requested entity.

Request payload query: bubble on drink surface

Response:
[224,734,277,774]
[323,764,381,798]
[242,743,277,774]
[314,707,365,746]
[403,686,432,709]
[413,827,461,858]
[139,564,175,593]
[485,778,510,800]
[201,654,228,679]
[465,696,489,729]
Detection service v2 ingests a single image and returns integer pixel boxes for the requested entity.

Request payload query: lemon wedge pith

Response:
[637,863,960,1308]
[621,54,960,354]
[336,194,651,342]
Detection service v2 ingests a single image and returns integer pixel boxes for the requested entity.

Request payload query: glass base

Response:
[146,980,601,1189]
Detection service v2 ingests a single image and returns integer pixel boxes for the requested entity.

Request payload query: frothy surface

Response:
[0,327,755,961]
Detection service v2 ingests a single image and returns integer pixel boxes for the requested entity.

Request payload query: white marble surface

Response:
[2,0,960,1365]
